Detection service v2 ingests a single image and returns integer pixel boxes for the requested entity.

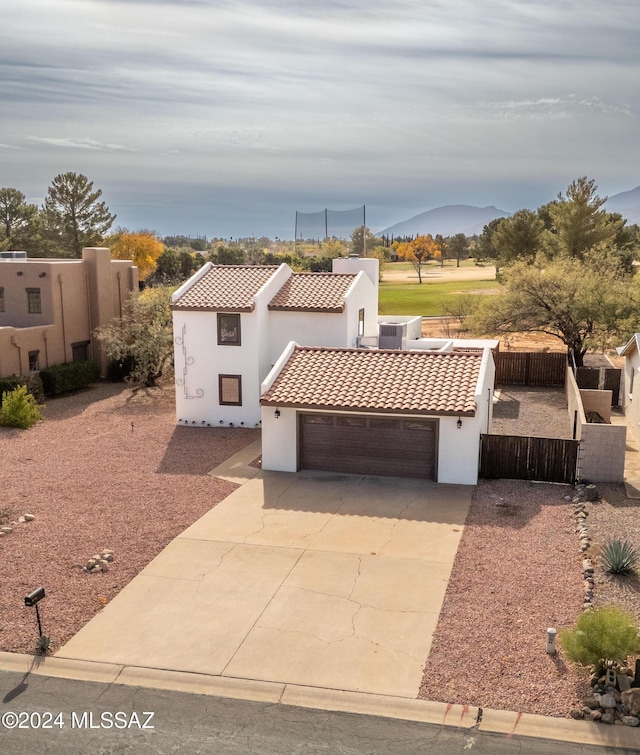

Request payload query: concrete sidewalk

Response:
[56,466,471,698]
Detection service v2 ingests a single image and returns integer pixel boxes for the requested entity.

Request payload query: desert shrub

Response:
[0,374,44,404]
[0,385,43,429]
[40,361,100,396]
[601,539,639,575]
[560,606,640,674]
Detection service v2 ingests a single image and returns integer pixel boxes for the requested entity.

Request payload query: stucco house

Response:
[171,257,379,428]
[0,247,138,378]
[617,333,640,445]
[171,256,496,484]
[260,343,494,485]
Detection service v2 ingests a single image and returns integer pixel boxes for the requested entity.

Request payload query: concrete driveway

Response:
[57,447,471,698]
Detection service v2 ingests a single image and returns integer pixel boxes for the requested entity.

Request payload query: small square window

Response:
[72,341,90,362]
[358,308,365,337]
[219,374,242,405]
[28,350,39,372]
[26,288,42,314]
[217,313,241,345]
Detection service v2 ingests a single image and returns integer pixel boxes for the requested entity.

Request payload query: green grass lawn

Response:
[378,279,499,316]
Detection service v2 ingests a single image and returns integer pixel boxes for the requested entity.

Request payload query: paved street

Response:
[0,670,631,755]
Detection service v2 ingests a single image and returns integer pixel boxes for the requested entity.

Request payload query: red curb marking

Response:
[507,711,522,738]
[461,704,469,722]
[443,702,453,723]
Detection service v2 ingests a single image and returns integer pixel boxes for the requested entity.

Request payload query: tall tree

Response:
[470,255,635,367]
[395,234,440,283]
[350,226,378,256]
[475,217,505,263]
[95,286,175,386]
[0,188,40,252]
[43,172,116,257]
[446,233,470,268]
[107,230,165,280]
[545,177,622,260]
[491,209,544,266]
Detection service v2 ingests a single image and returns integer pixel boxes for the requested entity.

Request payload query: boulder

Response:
[622,716,640,727]
[621,689,640,716]
[598,693,616,709]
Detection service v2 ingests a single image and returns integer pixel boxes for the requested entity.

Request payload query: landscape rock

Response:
[600,712,615,724]
[621,689,640,716]
[23,514,35,521]
[570,708,583,720]
[1,526,13,534]
[622,716,640,727]
[590,710,602,722]
[598,693,616,709]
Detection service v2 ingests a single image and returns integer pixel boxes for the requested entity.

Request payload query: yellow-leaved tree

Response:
[108,230,165,280]
[394,235,440,283]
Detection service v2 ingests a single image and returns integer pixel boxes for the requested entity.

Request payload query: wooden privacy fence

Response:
[495,352,567,386]
[480,434,579,484]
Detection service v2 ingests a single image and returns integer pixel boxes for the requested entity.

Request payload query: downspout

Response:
[116,271,123,319]
[58,275,67,363]
[10,336,22,376]
[86,273,93,360]
[43,331,49,368]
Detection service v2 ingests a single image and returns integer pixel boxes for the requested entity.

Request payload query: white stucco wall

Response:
[173,309,263,427]
[622,349,640,446]
[261,406,299,472]
[260,346,496,485]
[437,347,494,485]
[266,271,378,363]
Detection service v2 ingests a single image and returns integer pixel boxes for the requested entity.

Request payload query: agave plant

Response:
[601,539,639,575]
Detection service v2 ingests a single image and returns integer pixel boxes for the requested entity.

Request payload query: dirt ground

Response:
[0,382,259,655]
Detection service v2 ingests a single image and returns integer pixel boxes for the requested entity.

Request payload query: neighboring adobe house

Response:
[170,257,379,428]
[0,248,138,378]
[617,333,640,445]
[261,343,495,485]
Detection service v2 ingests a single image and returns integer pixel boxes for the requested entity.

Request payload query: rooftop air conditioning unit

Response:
[378,322,407,350]
[0,251,27,261]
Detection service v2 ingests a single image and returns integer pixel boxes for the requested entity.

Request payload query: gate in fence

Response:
[479,434,579,484]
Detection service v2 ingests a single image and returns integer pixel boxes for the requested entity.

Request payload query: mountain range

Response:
[378,187,640,238]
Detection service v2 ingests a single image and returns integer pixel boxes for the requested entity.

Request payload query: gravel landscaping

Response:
[2,379,638,721]
[0,382,259,655]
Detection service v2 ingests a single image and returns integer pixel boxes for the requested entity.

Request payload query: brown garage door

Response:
[299,413,437,479]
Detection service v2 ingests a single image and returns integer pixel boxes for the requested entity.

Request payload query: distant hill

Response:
[378,204,511,238]
[606,187,640,226]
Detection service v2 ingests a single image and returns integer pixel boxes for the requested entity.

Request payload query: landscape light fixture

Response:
[274,408,281,419]
[546,627,557,654]
[24,587,46,639]
[456,417,462,429]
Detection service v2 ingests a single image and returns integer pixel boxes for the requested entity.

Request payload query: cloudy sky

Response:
[2,0,639,238]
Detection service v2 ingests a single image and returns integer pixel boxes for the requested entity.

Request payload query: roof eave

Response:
[260,400,476,417]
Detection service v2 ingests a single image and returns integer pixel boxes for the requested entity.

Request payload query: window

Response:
[358,308,365,338]
[26,288,42,314]
[72,341,90,362]
[28,350,39,372]
[219,374,242,405]
[217,313,241,345]
[0,287,4,313]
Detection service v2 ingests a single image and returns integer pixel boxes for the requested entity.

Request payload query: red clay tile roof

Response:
[171,265,279,311]
[261,346,482,415]
[268,273,357,312]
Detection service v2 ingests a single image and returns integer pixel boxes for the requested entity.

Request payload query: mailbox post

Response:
[24,587,46,638]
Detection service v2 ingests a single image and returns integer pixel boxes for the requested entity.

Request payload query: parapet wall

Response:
[566,367,625,482]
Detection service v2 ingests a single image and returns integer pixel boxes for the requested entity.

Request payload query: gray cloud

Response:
[1,0,639,237]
